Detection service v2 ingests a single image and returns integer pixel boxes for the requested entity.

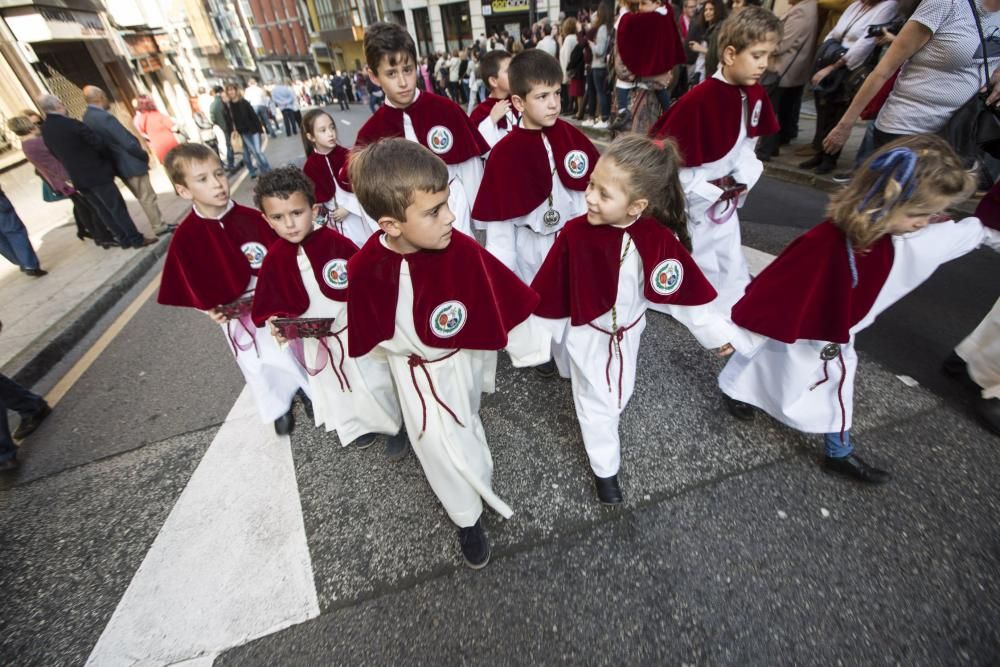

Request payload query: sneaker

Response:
[13,403,51,440]
[582,118,596,127]
[457,519,491,569]
[832,171,853,183]
[22,268,47,277]
[385,428,410,461]
[592,120,609,129]
[351,433,378,449]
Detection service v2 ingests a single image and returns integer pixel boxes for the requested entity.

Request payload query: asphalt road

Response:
[1,104,998,666]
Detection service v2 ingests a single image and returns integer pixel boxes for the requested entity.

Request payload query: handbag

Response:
[42,180,67,203]
[939,0,1000,163]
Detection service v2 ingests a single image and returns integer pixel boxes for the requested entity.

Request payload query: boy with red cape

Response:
[352,22,489,237]
[249,167,407,458]
[468,49,520,150]
[346,139,552,569]
[157,144,310,435]
[649,8,780,313]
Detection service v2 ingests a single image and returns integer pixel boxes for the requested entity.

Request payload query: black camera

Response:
[866,19,904,38]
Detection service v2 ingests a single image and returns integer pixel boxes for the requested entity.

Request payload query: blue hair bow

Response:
[858,147,918,216]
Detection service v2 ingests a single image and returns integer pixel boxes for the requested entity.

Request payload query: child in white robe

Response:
[532,135,743,504]
[720,136,1000,483]
[346,138,551,569]
[468,49,518,150]
[250,167,406,458]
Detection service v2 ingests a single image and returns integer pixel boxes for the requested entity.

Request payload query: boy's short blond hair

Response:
[348,138,449,221]
[163,143,222,187]
[717,6,780,54]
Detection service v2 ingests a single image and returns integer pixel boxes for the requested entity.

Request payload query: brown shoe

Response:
[793,144,817,156]
[132,237,157,248]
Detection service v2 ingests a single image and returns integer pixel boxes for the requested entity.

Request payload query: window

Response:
[439,2,472,54]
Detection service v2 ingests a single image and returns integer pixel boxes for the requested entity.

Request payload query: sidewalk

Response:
[0,161,184,386]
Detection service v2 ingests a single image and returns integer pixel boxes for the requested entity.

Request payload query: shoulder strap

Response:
[968,0,992,87]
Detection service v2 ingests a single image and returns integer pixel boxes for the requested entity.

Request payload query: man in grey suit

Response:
[82,86,172,236]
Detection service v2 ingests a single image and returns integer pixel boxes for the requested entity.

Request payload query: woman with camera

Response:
[822,0,1000,163]
[799,0,898,174]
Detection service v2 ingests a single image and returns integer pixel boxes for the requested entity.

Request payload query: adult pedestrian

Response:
[209,86,237,170]
[586,2,613,128]
[687,0,727,83]
[332,71,350,110]
[133,95,179,164]
[537,23,559,56]
[823,0,1000,164]
[8,115,113,248]
[271,79,300,136]
[0,320,52,471]
[225,83,271,179]
[0,186,46,276]
[559,17,580,114]
[244,78,277,137]
[756,0,819,161]
[82,86,172,236]
[448,49,463,102]
[367,79,384,114]
[38,94,153,249]
[343,73,355,105]
[436,51,451,96]
[799,0,898,174]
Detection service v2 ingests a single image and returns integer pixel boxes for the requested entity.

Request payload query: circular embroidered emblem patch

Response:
[322,258,348,290]
[427,125,454,154]
[651,259,683,296]
[430,300,467,338]
[564,150,589,179]
[240,242,267,269]
[751,99,763,128]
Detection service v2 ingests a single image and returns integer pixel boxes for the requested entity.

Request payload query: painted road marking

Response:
[85,387,320,665]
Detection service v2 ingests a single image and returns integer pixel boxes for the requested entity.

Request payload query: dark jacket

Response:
[82,105,150,179]
[227,98,263,135]
[41,113,115,189]
[209,95,232,133]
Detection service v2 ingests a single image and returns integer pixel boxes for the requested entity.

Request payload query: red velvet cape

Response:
[975,179,1000,231]
[302,145,351,204]
[354,91,489,165]
[251,226,360,326]
[158,203,276,310]
[649,77,779,167]
[472,120,600,221]
[730,221,895,344]
[617,10,687,77]
[531,215,716,325]
[469,97,520,131]
[346,231,540,356]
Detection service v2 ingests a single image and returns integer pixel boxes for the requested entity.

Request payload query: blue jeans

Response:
[591,68,610,120]
[240,133,271,177]
[824,430,853,459]
[615,86,630,115]
[254,105,276,137]
[0,374,46,463]
[654,88,671,114]
[0,193,40,270]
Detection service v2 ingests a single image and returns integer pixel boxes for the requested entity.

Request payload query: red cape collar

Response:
[472,120,600,221]
[157,203,277,310]
[251,226,359,326]
[649,76,779,167]
[731,221,895,344]
[354,90,489,165]
[302,146,351,203]
[531,215,717,325]
[346,231,539,356]
[617,10,687,77]
[469,96,520,131]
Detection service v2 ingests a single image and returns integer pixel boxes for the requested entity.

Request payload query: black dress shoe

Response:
[594,473,623,505]
[533,360,558,378]
[351,432,377,449]
[457,519,491,569]
[13,403,51,440]
[296,388,314,421]
[22,268,47,277]
[941,351,968,378]
[723,394,755,421]
[814,154,838,175]
[974,396,1000,437]
[822,453,890,484]
[798,154,823,169]
[274,408,295,435]
[385,427,410,461]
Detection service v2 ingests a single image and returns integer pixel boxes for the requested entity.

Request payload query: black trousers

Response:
[0,374,45,461]
[80,182,143,247]
[758,85,805,159]
[70,192,114,245]
[281,108,299,136]
[812,93,850,158]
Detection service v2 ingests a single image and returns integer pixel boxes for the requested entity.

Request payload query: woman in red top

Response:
[133,95,179,164]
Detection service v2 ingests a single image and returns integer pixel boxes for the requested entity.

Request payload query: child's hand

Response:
[267,316,289,344]
[489,99,511,124]
[206,307,228,324]
[330,207,349,223]
[715,343,735,357]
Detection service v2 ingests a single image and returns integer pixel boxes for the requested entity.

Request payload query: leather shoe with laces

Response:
[457,519,491,569]
[594,473,623,505]
[13,403,51,440]
[723,394,755,421]
[822,453,890,484]
[273,408,295,436]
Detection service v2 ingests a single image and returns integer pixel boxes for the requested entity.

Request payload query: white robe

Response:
[373,241,552,527]
[719,218,1000,434]
[545,228,743,477]
[323,178,380,249]
[294,250,401,443]
[956,297,1000,400]
[224,275,312,423]
[477,111,515,151]
[655,72,763,316]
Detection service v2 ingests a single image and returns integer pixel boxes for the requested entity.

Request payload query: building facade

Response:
[247,0,316,82]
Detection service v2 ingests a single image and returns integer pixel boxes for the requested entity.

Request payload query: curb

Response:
[3,237,169,389]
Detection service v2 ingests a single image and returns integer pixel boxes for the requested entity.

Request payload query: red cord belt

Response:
[586,315,643,409]
[407,349,465,437]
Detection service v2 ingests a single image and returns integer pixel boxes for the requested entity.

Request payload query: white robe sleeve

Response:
[659,301,742,351]
[477,116,503,149]
[731,138,765,206]
[485,221,518,272]
[680,166,725,221]
[505,315,553,367]
[939,217,1000,261]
